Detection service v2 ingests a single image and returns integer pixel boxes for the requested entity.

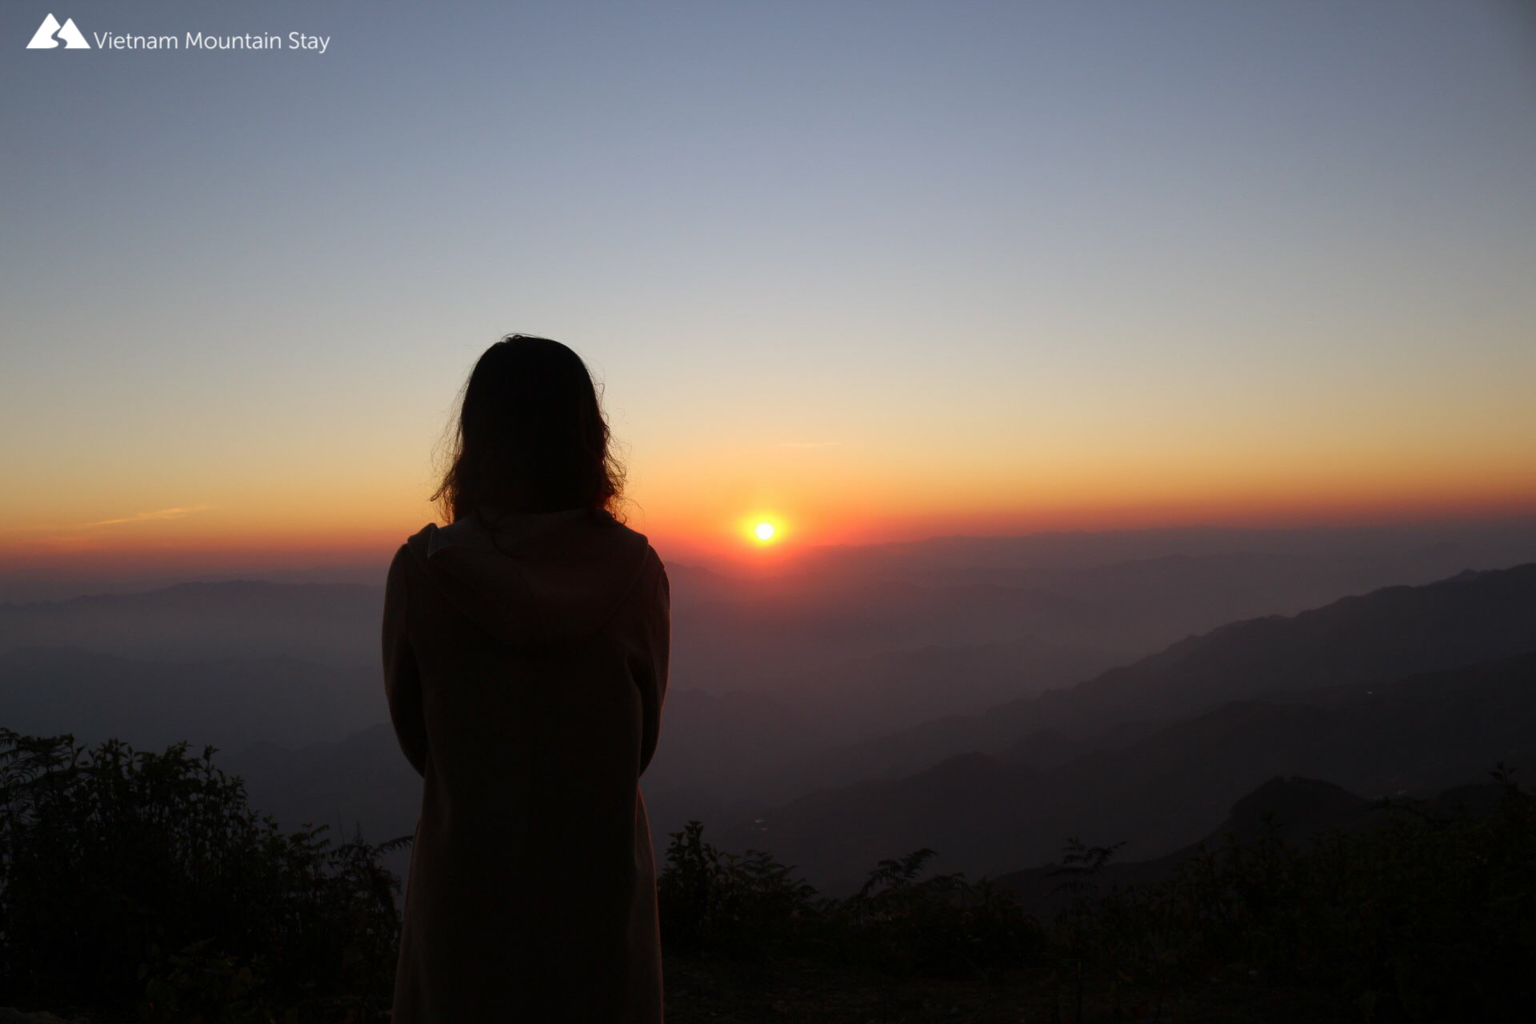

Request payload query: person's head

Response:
[433,335,624,523]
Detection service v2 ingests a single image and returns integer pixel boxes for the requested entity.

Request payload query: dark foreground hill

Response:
[995,775,1507,918]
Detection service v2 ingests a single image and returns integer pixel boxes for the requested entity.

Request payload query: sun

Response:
[739,512,787,547]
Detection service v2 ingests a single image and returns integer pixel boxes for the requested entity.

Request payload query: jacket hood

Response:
[404,510,653,649]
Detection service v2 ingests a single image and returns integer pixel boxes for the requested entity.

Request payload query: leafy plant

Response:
[1058,768,1536,1022]
[0,729,404,1022]
[657,823,1044,978]
[657,820,823,959]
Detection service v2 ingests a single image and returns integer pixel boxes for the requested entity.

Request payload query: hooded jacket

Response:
[384,509,670,1023]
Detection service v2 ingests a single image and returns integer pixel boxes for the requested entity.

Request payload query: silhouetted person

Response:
[384,336,670,1023]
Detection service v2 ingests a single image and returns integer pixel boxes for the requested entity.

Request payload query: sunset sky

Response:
[3,1,1535,574]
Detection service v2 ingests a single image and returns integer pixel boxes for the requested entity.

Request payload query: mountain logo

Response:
[27,13,90,49]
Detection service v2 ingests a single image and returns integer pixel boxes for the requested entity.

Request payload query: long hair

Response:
[432,335,625,523]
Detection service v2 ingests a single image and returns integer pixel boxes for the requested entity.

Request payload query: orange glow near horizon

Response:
[2,461,1536,577]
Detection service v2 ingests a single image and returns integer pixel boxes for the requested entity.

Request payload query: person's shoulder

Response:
[390,524,439,577]
[603,515,667,569]
[588,509,649,549]
[588,512,668,594]
[403,522,440,549]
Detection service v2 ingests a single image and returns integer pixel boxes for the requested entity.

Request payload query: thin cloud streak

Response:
[77,505,216,529]
[4,505,216,535]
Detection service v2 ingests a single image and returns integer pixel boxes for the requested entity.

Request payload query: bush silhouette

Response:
[657,819,824,959]
[657,776,1535,1021]
[0,729,403,1022]
[657,822,1044,978]
[4,725,1530,1022]
[1058,768,1536,1022]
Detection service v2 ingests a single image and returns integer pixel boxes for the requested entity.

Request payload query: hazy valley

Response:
[4,519,1535,897]
[6,516,1536,1024]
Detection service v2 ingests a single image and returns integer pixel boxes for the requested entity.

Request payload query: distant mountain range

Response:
[723,565,1536,891]
[669,520,1536,697]
[776,563,1536,788]
[0,646,381,752]
[10,519,1533,699]
[222,723,422,846]
[0,580,383,668]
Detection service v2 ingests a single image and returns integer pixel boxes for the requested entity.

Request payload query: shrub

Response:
[657,822,1044,978]
[835,849,1045,978]
[657,820,823,959]
[1060,769,1536,1022]
[0,729,404,1022]
[659,775,1536,1019]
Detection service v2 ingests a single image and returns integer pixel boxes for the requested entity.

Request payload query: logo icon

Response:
[27,13,90,49]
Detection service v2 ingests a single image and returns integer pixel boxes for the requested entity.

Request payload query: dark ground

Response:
[663,956,1352,1024]
[0,957,1355,1023]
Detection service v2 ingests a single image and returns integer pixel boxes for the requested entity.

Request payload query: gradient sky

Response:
[3,0,1535,570]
